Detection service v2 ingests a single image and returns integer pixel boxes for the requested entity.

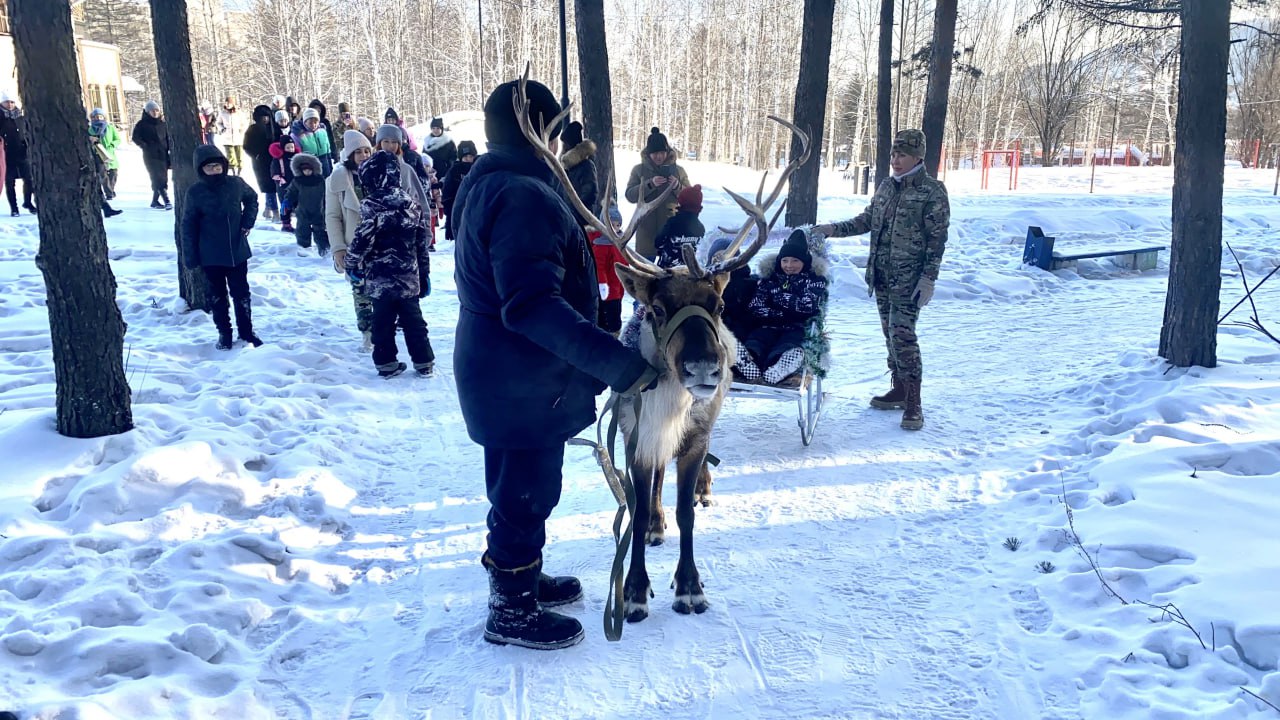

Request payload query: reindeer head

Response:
[511,66,810,399]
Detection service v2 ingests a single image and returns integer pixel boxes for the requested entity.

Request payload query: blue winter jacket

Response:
[453,144,649,448]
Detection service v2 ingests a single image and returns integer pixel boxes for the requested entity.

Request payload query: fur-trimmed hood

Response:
[422,131,454,153]
[561,139,597,171]
[756,251,830,279]
[291,152,323,176]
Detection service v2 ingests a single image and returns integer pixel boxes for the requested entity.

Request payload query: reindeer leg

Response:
[646,465,667,546]
[672,449,711,615]
[695,461,714,507]
[624,460,655,623]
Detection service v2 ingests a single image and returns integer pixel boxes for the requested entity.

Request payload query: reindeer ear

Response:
[712,273,730,296]
[615,263,657,304]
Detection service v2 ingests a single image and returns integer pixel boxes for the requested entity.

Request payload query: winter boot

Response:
[102,202,122,218]
[733,344,762,383]
[537,571,583,607]
[414,361,435,377]
[233,297,263,347]
[869,372,907,410]
[150,192,163,210]
[378,361,407,378]
[483,554,584,650]
[900,379,924,431]
[212,295,234,350]
[161,192,172,210]
[763,348,804,385]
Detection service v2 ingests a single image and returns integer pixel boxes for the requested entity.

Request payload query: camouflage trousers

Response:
[875,291,922,383]
[351,284,373,333]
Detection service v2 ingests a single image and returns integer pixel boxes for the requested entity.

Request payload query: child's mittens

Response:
[599,283,610,301]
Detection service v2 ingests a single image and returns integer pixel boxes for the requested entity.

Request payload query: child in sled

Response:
[735,229,828,385]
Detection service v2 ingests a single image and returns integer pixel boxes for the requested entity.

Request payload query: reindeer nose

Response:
[682,360,721,387]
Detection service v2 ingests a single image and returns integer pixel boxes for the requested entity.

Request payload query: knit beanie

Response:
[272,95,285,108]
[677,184,703,213]
[274,110,290,125]
[562,121,584,150]
[778,229,812,271]
[706,236,733,263]
[458,140,478,158]
[375,124,404,145]
[483,79,561,146]
[644,127,670,154]
[144,100,160,114]
[90,108,106,120]
[0,90,17,104]
[384,107,400,123]
[357,117,375,135]
[431,116,444,130]
[302,107,320,123]
[341,129,372,162]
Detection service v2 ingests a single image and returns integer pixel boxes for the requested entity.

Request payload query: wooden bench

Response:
[1023,226,1165,272]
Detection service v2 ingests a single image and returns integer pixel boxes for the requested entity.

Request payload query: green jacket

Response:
[831,166,949,296]
[624,149,690,260]
[89,121,121,170]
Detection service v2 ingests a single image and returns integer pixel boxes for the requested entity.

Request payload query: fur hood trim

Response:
[422,132,453,153]
[756,252,830,279]
[291,152,323,175]
[561,139,597,170]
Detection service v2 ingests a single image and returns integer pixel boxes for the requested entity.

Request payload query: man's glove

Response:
[912,276,935,307]
[419,275,431,298]
[599,283,610,301]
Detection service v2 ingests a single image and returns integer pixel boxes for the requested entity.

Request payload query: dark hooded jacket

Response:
[452,143,650,448]
[242,104,278,193]
[344,150,429,301]
[441,157,473,239]
[748,252,829,329]
[181,145,259,268]
[422,130,457,179]
[131,112,170,167]
[0,105,29,167]
[284,153,326,222]
[560,139,599,221]
[653,210,706,269]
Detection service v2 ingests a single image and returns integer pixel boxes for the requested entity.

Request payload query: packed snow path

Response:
[1,155,1278,719]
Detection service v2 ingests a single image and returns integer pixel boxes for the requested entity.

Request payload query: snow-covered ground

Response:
[1,146,1278,719]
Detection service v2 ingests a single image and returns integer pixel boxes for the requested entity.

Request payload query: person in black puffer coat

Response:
[704,236,758,341]
[345,150,434,378]
[131,100,172,209]
[453,79,657,652]
[441,139,477,241]
[242,104,279,220]
[654,184,706,269]
[181,145,262,350]
[0,92,35,216]
[422,116,457,179]
[559,121,599,222]
[284,153,329,255]
[737,229,828,384]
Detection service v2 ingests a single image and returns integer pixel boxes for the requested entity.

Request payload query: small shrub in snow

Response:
[1036,561,1056,574]
[1004,537,1022,552]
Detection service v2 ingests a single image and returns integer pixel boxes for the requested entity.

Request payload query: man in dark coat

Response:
[559,121,599,221]
[242,104,279,220]
[181,145,262,350]
[453,78,657,651]
[441,139,477,241]
[0,92,35,216]
[131,100,172,209]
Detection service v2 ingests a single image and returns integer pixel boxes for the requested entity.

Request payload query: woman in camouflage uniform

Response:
[815,128,949,431]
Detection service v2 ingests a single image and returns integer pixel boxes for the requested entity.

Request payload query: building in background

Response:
[0,0,129,127]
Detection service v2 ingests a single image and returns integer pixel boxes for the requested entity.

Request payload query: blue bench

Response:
[1023,226,1165,272]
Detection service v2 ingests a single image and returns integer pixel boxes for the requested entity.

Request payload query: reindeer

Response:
[515,74,809,622]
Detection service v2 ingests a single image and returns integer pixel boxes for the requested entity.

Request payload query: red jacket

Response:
[589,230,626,301]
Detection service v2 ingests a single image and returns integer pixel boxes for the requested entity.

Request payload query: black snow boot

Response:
[900,378,924,431]
[150,192,163,209]
[483,553,584,650]
[212,295,234,350]
[233,297,263,347]
[102,202,122,218]
[161,191,172,210]
[869,372,906,410]
[538,571,583,607]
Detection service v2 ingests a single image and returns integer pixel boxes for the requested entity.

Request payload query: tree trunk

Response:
[574,0,615,215]
[150,0,209,312]
[875,0,894,185]
[920,0,956,177]
[11,0,133,438]
[785,0,835,227]
[1159,0,1229,368]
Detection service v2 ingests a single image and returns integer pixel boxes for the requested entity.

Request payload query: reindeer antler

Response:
[513,64,673,275]
[706,117,811,277]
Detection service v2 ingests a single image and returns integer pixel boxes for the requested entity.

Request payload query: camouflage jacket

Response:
[345,151,430,301]
[830,166,949,295]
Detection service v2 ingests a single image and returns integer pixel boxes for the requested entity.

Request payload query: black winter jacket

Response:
[131,113,170,166]
[0,107,29,167]
[749,269,828,329]
[181,145,258,268]
[441,160,473,238]
[242,105,277,193]
[722,265,759,339]
[453,144,650,448]
[654,210,706,269]
[561,140,599,221]
[284,154,326,221]
[423,134,458,179]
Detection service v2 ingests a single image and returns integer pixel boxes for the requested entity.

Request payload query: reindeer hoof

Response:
[672,592,710,615]
[646,531,665,546]
[695,493,714,507]
[624,599,650,623]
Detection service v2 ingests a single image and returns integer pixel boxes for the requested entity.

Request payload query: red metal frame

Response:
[980,139,1020,190]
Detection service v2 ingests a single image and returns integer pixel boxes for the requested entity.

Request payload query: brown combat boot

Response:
[870,372,906,409]
[900,379,924,431]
